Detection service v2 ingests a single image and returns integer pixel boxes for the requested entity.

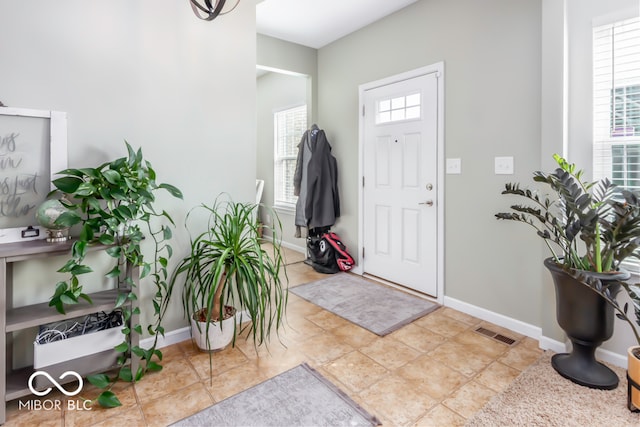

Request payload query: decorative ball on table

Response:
[35,199,71,243]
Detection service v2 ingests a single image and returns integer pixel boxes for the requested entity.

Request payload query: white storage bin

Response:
[33,324,124,369]
[32,324,125,390]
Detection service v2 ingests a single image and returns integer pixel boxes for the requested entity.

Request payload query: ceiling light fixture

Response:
[190,0,240,21]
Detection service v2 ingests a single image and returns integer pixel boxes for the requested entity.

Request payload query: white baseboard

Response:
[279,240,306,254]
[444,296,627,369]
[140,326,191,350]
[538,335,627,368]
[595,346,627,368]
[538,335,567,353]
[145,298,628,368]
[444,296,542,339]
[262,235,306,255]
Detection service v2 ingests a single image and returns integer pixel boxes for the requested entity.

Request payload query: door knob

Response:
[419,200,434,207]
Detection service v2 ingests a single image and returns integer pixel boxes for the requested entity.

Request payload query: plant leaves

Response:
[79,224,94,242]
[118,367,133,382]
[114,341,129,353]
[132,346,146,358]
[52,176,83,193]
[60,293,78,305]
[97,391,122,408]
[146,361,163,372]
[98,232,115,246]
[135,366,145,381]
[105,265,121,278]
[114,292,128,308]
[87,373,111,389]
[70,264,93,275]
[102,169,121,185]
[79,293,93,304]
[53,211,81,228]
[158,183,183,199]
[106,246,121,258]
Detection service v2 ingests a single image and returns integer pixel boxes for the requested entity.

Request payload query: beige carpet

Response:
[466,352,640,426]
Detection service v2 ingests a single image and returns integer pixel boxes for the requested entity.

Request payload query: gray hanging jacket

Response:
[293,125,340,237]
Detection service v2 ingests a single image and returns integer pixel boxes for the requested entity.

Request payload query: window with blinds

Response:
[593,15,640,273]
[593,16,640,190]
[274,104,306,209]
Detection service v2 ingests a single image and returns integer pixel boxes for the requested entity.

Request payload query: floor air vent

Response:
[474,327,516,346]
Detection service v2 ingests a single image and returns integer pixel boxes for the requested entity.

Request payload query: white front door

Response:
[361,68,441,297]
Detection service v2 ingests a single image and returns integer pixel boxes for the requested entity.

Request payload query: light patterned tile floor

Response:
[4,251,543,426]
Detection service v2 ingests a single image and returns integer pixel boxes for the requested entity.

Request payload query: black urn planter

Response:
[544,258,629,390]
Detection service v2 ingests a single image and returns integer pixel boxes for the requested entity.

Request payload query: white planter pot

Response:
[190,313,235,351]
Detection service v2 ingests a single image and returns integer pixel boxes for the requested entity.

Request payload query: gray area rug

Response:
[171,363,380,427]
[290,273,440,336]
[466,351,640,426]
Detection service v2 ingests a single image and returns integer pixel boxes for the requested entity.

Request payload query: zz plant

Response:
[496,154,640,273]
[50,141,183,407]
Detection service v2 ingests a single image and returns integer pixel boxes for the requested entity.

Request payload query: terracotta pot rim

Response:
[192,305,237,324]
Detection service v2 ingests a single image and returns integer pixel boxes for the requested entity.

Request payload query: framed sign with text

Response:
[0,107,67,243]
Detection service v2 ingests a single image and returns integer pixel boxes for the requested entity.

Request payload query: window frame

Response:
[273,103,307,211]
[592,15,640,189]
[592,13,640,272]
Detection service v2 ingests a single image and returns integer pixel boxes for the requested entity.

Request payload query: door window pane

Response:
[376,92,421,124]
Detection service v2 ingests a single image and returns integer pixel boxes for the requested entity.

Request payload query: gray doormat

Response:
[290,273,440,336]
[170,363,380,427]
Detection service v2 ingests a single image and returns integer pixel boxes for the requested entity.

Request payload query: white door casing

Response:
[357,64,444,301]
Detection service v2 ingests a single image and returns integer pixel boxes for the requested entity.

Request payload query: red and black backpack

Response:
[307,231,355,274]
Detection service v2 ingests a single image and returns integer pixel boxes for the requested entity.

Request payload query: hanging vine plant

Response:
[50,141,183,407]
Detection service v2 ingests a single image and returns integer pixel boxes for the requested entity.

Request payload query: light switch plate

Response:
[495,156,514,175]
[446,158,461,174]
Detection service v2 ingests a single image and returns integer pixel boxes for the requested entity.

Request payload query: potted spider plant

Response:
[496,154,640,390]
[168,196,287,358]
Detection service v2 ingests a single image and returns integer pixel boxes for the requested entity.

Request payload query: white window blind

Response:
[593,16,640,190]
[274,105,306,208]
[593,15,640,273]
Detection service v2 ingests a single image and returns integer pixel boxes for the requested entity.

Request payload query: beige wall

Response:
[540,0,567,345]
[256,71,309,249]
[308,0,639,359]
[0,1,258,343]
[256,35,318,250]
[317,0,544,326]
[257,35,318,124]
